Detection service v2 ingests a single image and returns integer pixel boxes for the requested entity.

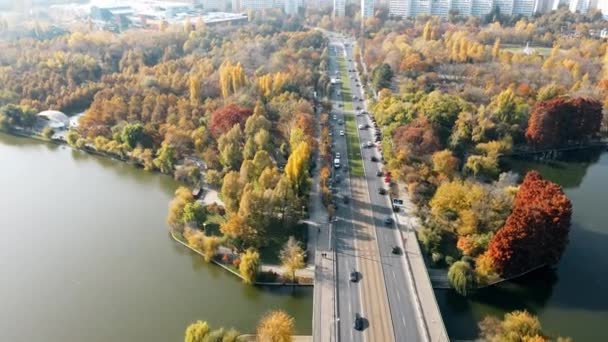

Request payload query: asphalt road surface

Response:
[327,34,424,342]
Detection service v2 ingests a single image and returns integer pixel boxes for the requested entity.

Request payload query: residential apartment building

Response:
[334,0,346,16]
[361,0,375,17]
[388,0,539,17]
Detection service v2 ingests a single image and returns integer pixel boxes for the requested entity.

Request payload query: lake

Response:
[0,133,312,342]
[437,148,608,341]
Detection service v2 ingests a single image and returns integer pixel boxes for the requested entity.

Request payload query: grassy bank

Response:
[337,56,364,177]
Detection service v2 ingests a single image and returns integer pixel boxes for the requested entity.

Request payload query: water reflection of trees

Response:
[505,148,604,189]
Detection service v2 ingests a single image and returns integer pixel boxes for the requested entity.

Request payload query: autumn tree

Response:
[256,310,295,342]
[239,248,260,284]
[285,142,311,197]
[279,236,306,283]
[526,97,602,148]
[167,186,194,229]
[184,320,210,342]
[209,104,253,138]
[218,125,245,170]
[487,171,572,278]
[432,150,459,180]
[221,171,243,214]
[478,310,569,342]
[220,214,258,251]
[448,260,475,296]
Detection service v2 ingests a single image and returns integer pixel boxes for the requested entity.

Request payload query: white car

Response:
[366,141,373,147]
[336,152,341,158]
[333,115,337,120]
[358,124,365,130]
[339,130,345,136]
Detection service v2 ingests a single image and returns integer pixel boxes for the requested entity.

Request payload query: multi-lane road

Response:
[327,34,425,342]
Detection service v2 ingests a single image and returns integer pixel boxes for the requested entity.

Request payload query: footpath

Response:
[393,190,450,342]
[308,101,337,342]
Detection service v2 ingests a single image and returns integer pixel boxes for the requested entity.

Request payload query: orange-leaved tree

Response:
[486,171,572,278]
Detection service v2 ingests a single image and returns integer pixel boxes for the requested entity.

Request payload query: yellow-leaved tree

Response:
[256,310,295,342]
[284,142,311,197]
[279,236,306,283]
[239,248,260,284]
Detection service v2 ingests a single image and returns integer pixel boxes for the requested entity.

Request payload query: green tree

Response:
[256,310,295,342]
[66,130,80,146]
[218,124,244,171]
[371,63,393,90]
[239,248,260,284]
[448,260,475,296]
[182,202,207,227]
[221,171,243,214]
[153,142,176,174]
[167,187,194,229]
[279,236,306,283]
[42,127,54,139]
[121,123,150,149]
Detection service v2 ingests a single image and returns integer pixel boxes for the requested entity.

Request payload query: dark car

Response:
[376,170,383,177]
[354,313,363,330]
[392,246,402,255]
[350,270,358,282]
[356,106,361,110]
[371,156,378,162]
[378,188,387,195]
[343,195,349,204]
[384,217,394,225]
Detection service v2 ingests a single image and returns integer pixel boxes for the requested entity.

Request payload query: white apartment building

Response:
[569,0,591,12]
[431,0,451,16]
[451,0,472,15]
[389,0,411,16]
[361,0,375,17]
[411,0,432,14]
[285,0,299,14]
[389,0,540,17]
[202,0,229,11]
[334,0,346,16]
[513,0,535,14]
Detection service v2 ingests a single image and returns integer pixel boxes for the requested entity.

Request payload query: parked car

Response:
[392,199,404,207]
[392,246,402,255]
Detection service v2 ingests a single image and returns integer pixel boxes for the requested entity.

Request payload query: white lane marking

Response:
[396,290,401,302]
[402,316,406,327]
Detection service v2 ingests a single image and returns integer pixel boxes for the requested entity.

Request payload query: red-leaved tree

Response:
[209,104,253,137]
[393,117,441,156]
[525,97,602,148]
[487,171,572,278]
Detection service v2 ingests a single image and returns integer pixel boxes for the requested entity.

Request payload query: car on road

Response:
[356,106,361,110]
[378,188,387,195]
[338,103,342,107]
[370,156,378,162]
[338,119,344,125]
[358,124,365,130]
[384,217,394,225]
[350,270,358,282]
[354,313,363,330]
[392,246,402,255]
[392,198,404,207]
[329,131,333,136]
[343,195,349,204]
[333,114,337,120]
[339,130,344,136]
[336,152,341,158]
[366,141,373,148]
[376,170,383,177]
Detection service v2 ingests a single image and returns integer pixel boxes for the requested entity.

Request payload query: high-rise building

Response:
[285,0,299,14]
[451,0,472,15]
[494,0,514,15]
[361,0,375,16]
[389,0,411,16]
[334,0,346,16]
[470,0,492,16]
[569,0,591,12]
[533,0,554,13]
[236,0,275,11]
[203,0,229,11]
[431,0,451,17]
[513,0,535,14]
[410,0,432,15]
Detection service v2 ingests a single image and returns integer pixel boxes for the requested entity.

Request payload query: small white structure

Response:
[37,110,70,129]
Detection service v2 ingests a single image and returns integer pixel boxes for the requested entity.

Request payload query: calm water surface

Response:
[437,148,608,341]
[0,133,312,342]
